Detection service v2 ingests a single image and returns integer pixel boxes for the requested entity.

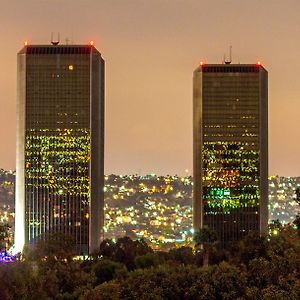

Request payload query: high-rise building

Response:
[15,42,105,254]
[193,63,268,247]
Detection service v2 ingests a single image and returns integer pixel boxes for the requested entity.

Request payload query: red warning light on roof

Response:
[200,61,204,66]
[90,40,94,46]
[24,41,28,46]
[257,61,261,65]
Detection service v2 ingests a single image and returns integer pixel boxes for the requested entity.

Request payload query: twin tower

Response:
[15,43,268,254]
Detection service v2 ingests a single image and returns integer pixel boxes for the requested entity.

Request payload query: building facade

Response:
[193,63,268,247]
[15,44,105,254]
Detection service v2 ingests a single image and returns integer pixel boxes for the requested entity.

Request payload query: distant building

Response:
[15,42,105,254]
[193,63,268,247]
[268,176,300,223]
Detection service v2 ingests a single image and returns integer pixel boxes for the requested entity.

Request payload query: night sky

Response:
[0,0,299,176]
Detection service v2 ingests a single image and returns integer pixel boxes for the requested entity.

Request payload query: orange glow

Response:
[257,61,261,65]
[24,41,28,46]
[200,61,204,66]
[90,40,94,46]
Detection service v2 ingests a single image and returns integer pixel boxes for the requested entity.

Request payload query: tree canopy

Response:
[0,227,299,299]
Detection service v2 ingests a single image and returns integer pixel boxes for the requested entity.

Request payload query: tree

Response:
[211,262,246,299]
[293,187,300,236]
[98,238,117,259]
[80,282,121,300]
[92,259,126,285]
[296,187,300,202]
[27,232,76,263]
[0,261,46,299]
[194,226,218,267]
[0,224,11,252]
[168,246,195,265]
[38,260,95,298]
[268,224,300,257]
[98,237,152,270]
[116,265,183,299]
[113,237,141,270]
[260,285,297,300]
[247,257,272,289]
[135,252,161,269]
[234,230,268,265]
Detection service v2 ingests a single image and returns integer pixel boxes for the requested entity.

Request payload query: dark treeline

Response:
[0,224,299,299]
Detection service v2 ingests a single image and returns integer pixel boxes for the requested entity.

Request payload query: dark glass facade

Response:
[15,45,104,254]
[193,64,268,247]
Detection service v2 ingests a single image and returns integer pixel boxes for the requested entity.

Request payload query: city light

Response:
[0,251,15,263]
[0,169,299,248]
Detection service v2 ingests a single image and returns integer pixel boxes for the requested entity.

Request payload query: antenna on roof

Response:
[224,45,232,64]
[51,32,60,45]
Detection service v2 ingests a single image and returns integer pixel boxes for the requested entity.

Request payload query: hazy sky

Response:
[0,0,299,176]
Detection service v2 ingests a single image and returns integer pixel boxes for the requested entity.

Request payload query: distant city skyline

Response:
[0,170,299,247]
[0,1,300,176]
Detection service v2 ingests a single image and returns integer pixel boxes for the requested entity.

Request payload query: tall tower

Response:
[15,42,105,254]
[193,63,268,247]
